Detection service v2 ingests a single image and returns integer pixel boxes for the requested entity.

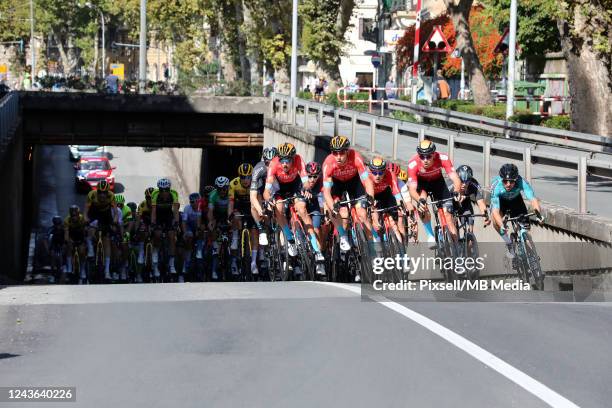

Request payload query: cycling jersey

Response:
[322,149,368,186]
[369,169,402,200]
[182,203,201,227]
[64,215,86,242]
[151,189,179,210]
[266,155,307,186]
[47,226,65,248]
[208,189,230,214]
[406,152,456,187]
[450,178,484,203]
[138,200,152,222]
[229,177,250,203]
[490,176,535,210]
[87,190,115,211]
[120,205,133,224]
[251,161,268,193]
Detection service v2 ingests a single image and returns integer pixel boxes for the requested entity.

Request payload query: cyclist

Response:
[208,176,231,280]
[451,165,490,232]
[407,139,462,247]
[135,187,155,274]
[151,178,180,278]
[302,161,327,276]
[368,157,404,245]
[250,147,278,246]
[322,136,376,264]
[229,163,259,277]
[46,215,66,283]
[182,192,203,282]
[84,180,117,279]
[264,142,325,272]
[64,205,88,283]
[114,194,134,281]
[491,163,543,258]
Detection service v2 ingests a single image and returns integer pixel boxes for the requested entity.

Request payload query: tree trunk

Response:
[444,0,492,105]
[557,8,612,136]
[234,0,251,85]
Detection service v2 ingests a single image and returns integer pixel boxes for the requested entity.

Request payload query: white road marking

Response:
[315,281,580,408]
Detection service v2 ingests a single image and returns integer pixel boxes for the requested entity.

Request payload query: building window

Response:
[356,72,373,88]
[359,18,374,40]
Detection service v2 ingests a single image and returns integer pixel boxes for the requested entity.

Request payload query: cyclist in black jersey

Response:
[250,147,278,246]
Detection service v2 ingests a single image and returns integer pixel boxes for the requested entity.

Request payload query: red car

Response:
[74,156,116,192]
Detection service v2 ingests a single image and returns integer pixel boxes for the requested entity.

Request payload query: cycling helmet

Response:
[97,179,110,192]
[277,142,296,159]
[157,178,171,189]
[330,135,350,152]
[52,215,62,226]
[69,204,80,217]
[305,161,321,175]
[368,156,387,172]
[189,192,201,202]
[398,170,408,182]
[262,147,278,162]
[127,202,137,214]
[215,176,230,189]
[457,165,473,183]
[387,162,401,176]
[115,194,125,204]
[416,139,436,155]
[238,163,253,177]
[499,163,519,180]
[145,187,155,199]
[203,185,215,195]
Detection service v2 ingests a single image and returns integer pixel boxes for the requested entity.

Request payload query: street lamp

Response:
[82,2,106,78]
[506,0,517,119]
[290,0,298,98]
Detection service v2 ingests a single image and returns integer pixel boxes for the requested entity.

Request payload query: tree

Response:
[443,0,492,105]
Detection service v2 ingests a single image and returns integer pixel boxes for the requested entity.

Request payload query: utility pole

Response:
[506,0,517,119]
[30,0,35,78]
[139,0,147,93]
[411,0,422,103]
[289,0,298,98]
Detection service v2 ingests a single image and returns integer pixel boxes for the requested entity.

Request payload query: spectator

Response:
[314,76,326,102]
[436,69,450,100]
[304,84,311,94]
[22,66,32,90]
[385,77,397,99]
[105,72,119,94]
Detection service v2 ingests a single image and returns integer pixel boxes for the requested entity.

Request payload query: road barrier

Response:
[271,93,612,215]
[0,92,19,152]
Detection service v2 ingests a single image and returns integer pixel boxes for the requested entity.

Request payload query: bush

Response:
[298,90,313,100]
[325,93,340,107]
[399,95,411,102]
[508,112,542,126]
[542,115,571,130]
[481,105,507,120]
[392,111,418,123]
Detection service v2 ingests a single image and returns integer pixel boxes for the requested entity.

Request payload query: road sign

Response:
[371,53,381,68]
[110,63,125,80]
[494,27,510,54]
[422,25,452,53]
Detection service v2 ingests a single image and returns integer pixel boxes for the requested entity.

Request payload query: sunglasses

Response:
[308,174,319,178]
[370,170,385,176]
[502,179,517,185]
[280,158,293,164]
[419,154,433,161]
[240,175,251,180]
[332,151,347,156]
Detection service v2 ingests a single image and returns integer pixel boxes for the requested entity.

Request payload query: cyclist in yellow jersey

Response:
[151,178,180,277]
[64,205,88,283]
[114,194,133,281]
[134,187,155,280]
[84,180,117,279]
[228,163,259,276]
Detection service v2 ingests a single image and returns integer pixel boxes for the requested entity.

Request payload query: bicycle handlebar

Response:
[336,195,368,206]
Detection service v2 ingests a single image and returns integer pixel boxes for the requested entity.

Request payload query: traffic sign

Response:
[371,53,381,68]
[494,27,510,54]
[422,25,452,53]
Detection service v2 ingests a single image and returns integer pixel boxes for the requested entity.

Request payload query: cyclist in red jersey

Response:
[407,139,463,246]
[264,143,325,266]
[367,157,404,243]
[322,136,376,269]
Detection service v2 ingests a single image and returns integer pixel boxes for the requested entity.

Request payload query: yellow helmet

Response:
[237,163,253,177]
[330,135,350,152]
[277,142,296,159]
[398,170,408,181]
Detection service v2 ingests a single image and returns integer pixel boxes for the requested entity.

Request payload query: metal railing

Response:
[0,92,19,151]
[386,99,611,153]
[271,93,612,214]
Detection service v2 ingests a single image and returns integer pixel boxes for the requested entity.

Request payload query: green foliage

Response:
[261,34,291,71]
[392,111,418,123]
[508,112,543,126]
[541,115,571,130]
[325,93,340,107]
[298,91,313,100]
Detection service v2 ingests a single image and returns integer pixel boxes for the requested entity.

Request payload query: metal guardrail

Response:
[271,93,612,214]
[386,99,612,153]
[0,92,20,151]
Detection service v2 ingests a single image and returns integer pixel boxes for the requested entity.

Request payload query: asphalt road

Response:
[1,282,611,407]
[296,111,612,218]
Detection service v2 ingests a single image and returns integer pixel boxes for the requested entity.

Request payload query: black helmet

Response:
[145,187,155,199]
[499,163,519,180]
[416,139,436,155]
[69,204,80,217]
[52,215,62,226]
[457,165,473,183]
[127,202,137,214]
[189,192,201,202]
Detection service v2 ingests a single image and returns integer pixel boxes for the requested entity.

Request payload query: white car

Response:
[69,145,106,161]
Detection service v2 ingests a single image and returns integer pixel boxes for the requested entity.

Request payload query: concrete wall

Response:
[161,148,203,207]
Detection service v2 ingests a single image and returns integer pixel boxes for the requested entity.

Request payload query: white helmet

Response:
[157,178,171,189]
[214,176,230,188]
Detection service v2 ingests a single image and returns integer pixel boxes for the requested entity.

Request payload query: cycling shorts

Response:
[417,177,453,212]
[374,187,398,220]
[88,207,114,232]
[499,195,528,218]
[306,198,322,229]
[274,177,303,201]
[331,174,366,203]
[233,201,256,229]
[156,209,174,231]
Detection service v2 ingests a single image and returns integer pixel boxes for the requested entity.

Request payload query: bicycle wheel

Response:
[521,233,544,290]
[354,223,370,284]
[240,228,252,282]
[442,230,459,282]
[329,235,340,282]
[276,228,291,281]
[464,232,480,281]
